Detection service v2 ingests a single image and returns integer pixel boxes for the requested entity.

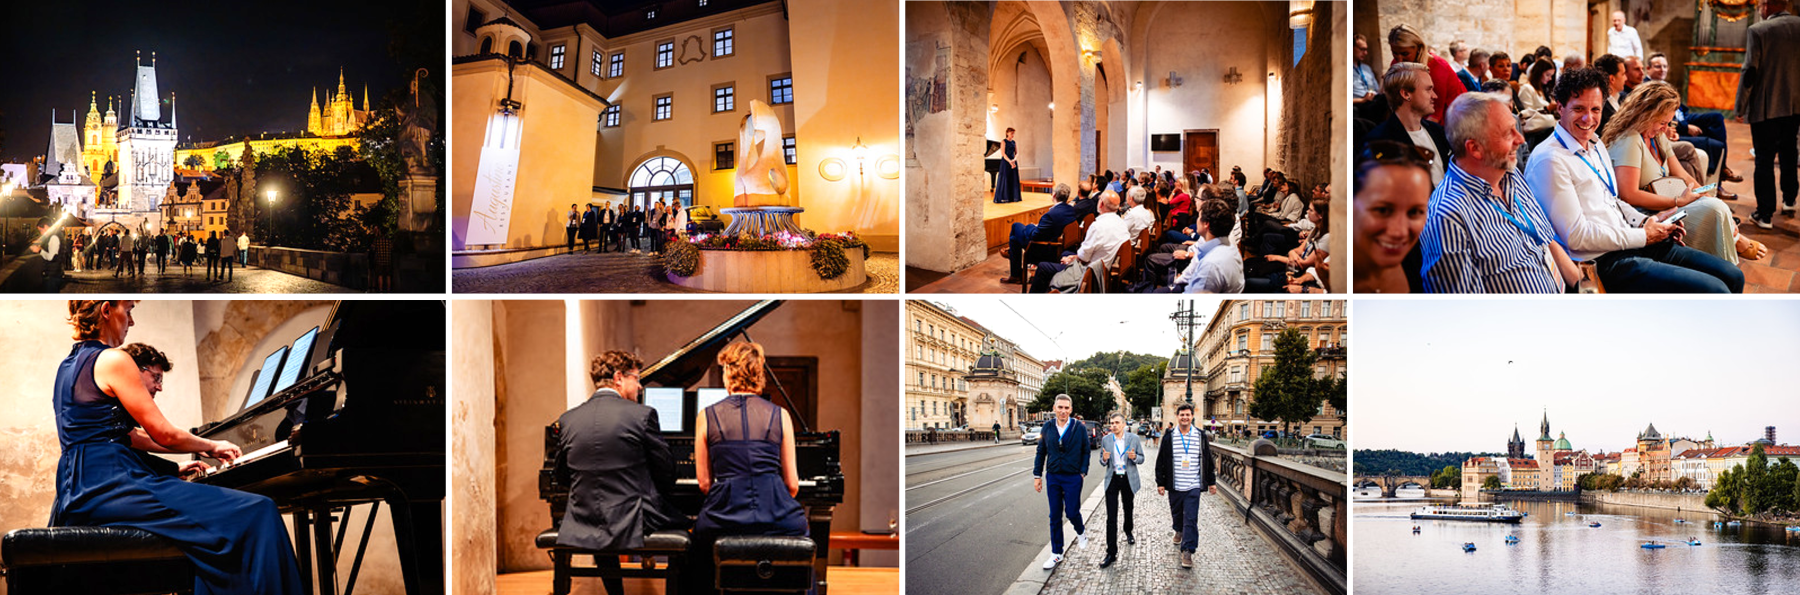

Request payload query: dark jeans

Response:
[1170,487,1202,553]
[1750,115,1800,219]
[1008,222,1039,277]
[156,251,167,272]
[1679,135,1727,175]
[1594,241,1744,293]
[1686,111,1728,145]
[1028,261,1071,293]
[566,227,577,251]
[1045,472,1085,555]
[1104,474,1134,556]
[219,254,234,280]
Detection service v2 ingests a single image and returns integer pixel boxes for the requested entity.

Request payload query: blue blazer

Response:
[1034,420,1091,477]
[1032,203,1081,243]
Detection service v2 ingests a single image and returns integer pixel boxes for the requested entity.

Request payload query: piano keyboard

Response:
[674,478,819,487]
[201,439,290,477]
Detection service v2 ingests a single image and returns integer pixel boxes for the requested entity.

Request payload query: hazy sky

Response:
[917,296,1238,365]
[1354,299,1800,454]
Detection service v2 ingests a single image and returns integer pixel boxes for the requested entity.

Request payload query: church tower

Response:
[82,92,107,177]
[1535,410,1554,463]
[1507,425,1526,459]
[115,50,177,224]
[308,87,322,135]
[331,68,352,136]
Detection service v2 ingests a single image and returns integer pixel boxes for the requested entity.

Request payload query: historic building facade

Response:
[1174,300,1347,438]
[905,300,983,430]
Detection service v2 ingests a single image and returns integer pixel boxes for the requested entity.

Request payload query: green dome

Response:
[1553,432,1572,451]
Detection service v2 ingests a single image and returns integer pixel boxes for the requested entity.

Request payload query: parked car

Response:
[1021,427,1042,445]
[1304,434,1345,449]
[1260,430,1280,439]
[685,205,724,234]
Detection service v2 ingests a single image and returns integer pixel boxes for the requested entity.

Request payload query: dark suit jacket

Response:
[1154,426,1215,492]
[1368,116,1454,168]
[1032,202,1080,243]
[1735,11,1800,123]
[1070,197,1098,221]
[554,389,682,551]
[1033,419,1090,477]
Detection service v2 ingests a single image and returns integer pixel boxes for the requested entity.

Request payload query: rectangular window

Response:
[550,44,566,69]
[608,52,624,78]
[713,84,735,113]
[464,7,485,35]
[656,41,674,69]
[1300,301,1311,318]
[714,141,735,170]
[591,50,603,76]
[1239,303,1249,320]
[1275,301,1286,317]
[713,27,735,57]
[769,75,793,104]
[602,105,620,128]
[1236,333,1247,351]
[653,95,672,121]
[783,135,796,164]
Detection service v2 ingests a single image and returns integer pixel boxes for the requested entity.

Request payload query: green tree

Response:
[1032,368,1112,422]
[1432,465,1461,489]
[1123,362,1166,420]
[1706,465,1743,514]
[212,149,234,171]
[182,154,204,169]
[1769,457,1798,513]
[1743,444,1771,514]
[1326,374,1347,426]
[1482,475,1502,490]
[1249,328,1322,437]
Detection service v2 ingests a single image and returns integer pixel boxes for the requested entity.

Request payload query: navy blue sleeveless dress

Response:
[994,139,1023,204]
[694,394,808,539]
[50,340,302,595]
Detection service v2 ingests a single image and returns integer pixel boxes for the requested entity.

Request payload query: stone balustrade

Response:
[1211,441,1347,595]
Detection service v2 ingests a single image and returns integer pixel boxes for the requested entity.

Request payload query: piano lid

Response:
[986,139,1002,157]
[639,300,784,390]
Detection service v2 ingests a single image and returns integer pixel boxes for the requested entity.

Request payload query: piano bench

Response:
[536,528,690,595]
[2,527,194,595]
[714,535,816,593]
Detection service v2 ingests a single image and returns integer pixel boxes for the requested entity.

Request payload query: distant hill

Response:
[1354,449,1501,477]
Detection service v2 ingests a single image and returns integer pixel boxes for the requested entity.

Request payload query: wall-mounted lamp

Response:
[1223,67,1244,85]
[990,104,999,113]
[1082,49,1101,62]
[852,137,868,176]
[1288,1,1314,29]
[1047,102,1055,110]
[1134,81,1143,92]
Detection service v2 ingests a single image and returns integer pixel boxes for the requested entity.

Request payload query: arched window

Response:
[508,40,523,59]
[480,37,493,54]
[628,156,694,210]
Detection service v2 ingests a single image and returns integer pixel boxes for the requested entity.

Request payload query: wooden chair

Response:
[1021,220,1085,294]
[1110,239,1141,292]
[1576,261,1606,294]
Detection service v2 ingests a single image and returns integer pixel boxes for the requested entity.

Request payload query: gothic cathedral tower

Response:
[308,87,323,135]
[1535,410,1554,463]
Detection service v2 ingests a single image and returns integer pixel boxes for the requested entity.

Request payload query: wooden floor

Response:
[496,567,898,595]
[982,190,1054,220]
[905,190,1055,293]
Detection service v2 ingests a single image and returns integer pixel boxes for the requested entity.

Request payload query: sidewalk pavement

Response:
[1008,448,1322,595]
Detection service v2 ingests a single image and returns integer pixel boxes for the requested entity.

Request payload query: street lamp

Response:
[265,189,278,246]
[1,182,13,253]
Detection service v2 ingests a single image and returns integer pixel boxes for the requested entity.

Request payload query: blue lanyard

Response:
[1554,131,1617,198]
[1179,428,1191,460]
[1482,184,1546,246]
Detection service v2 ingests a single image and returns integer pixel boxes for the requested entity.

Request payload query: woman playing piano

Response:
[50,300,303,595]
[692,341,809,590]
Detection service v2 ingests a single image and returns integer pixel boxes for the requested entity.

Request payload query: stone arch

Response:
[992,1,1086,186]
[480,36,493,54]
[621,148,701,193]
[508,40,523,59]
[196,301,335,423]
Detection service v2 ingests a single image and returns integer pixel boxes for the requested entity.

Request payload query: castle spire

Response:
[363,84,370,112]
[170,92,177,128]
[338,67,347,97]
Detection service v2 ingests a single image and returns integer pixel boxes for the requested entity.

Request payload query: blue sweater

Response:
[1033,420,1091,477]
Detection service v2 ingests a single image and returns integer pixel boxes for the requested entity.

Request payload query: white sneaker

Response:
[1042,554,1062,570]
[1077,533,1089,549]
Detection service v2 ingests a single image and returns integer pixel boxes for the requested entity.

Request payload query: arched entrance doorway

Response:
[627,156,694,210]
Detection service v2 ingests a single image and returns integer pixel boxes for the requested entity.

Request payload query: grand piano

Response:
[189,301,445,595]
[986,139,1004,190]
[538,299,847,594]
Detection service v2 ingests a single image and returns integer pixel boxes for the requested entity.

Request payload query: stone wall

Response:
[1369,0,1586,70]
[1579,490,1709,513]
[905,1,991,273]
[246,245,369,290]
[1137,2,1273,177]
[450,300,498,595]
[1278,0,1338,197]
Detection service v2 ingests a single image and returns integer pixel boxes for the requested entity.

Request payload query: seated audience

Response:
[1370,62,1452,185]
[1647,52,1739,189]
[1003,183,1081,284]
[1354,141,1433,293]
[1591,54,1626,130]
[1247,196,1330,293]
[1489,52,1514,87]
[1602,81,1766,264]
[1421,93,1578,293]
[1388,24,1464,123]
[1525,67,1744,293]
[1123,186,1155,238]
[1029,191,1130,293]
[1158,198,1243,293]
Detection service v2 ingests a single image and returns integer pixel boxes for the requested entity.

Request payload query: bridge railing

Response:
[1211,441,1346,595]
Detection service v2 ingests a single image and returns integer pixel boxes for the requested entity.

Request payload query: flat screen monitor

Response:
[1151,134,1181,152]
[245,346,289,408]
[644,387,685,433]
[697,388,730,412]
[272,326,320,396]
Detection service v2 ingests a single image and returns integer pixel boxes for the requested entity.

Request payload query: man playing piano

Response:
[553,350,687,595]
[51,300,304,595]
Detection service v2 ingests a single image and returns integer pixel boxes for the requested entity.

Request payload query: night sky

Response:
[0,0,444,163]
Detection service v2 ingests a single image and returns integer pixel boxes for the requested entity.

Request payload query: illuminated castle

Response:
[308,68,372,137]
[80,92,120,178]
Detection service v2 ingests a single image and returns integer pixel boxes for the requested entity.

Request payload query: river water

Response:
[1353,497,1800,594]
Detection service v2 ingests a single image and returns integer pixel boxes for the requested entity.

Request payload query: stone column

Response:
[904,1,991,273]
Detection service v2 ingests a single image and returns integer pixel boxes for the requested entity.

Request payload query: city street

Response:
[58,263,351,293]
[906,439,1322,595]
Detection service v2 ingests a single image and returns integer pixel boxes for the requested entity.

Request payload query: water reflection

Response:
[1354,499,1800,594]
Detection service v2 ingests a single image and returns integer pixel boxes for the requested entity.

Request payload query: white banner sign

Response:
[465,145,520,246]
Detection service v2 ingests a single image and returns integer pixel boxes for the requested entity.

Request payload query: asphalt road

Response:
[905,442,1105,595]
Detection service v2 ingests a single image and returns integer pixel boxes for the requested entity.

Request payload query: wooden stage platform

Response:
[981,190,1054,252]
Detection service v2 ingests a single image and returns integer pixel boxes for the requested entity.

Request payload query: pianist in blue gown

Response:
[994,127,1024,204]
[50,300,303,595]
[690,341,809,592]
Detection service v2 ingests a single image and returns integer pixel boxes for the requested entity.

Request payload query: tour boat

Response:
[1462,543,1477,552]
[1409,503,1525,524]
[1641,542,1665,549]
[1589,522,1602,528]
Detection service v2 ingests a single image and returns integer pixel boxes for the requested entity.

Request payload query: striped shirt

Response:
[1421,161,1563,293]
[1171,426,1205,492]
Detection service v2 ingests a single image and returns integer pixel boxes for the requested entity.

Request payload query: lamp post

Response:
[265,189,278,246]
[1,182,13,254]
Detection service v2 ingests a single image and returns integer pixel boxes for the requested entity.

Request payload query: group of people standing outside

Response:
[566,200,688,256]
[65,228,247,281]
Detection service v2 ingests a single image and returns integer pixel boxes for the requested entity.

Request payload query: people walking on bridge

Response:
[1098,412,1144,569]
[1033,394,1090,569]
[1155,403,1215,569]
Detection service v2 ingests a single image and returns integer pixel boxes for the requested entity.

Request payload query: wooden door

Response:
[1095,130,1104,174]
[709,356,819,430]
[1183,130,1219,183]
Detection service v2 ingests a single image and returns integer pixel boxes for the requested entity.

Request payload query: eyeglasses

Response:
[1364,140,1434,165]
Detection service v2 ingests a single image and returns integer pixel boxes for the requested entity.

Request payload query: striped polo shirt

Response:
[1421,161,1563,293]
[1171,426,1204,492]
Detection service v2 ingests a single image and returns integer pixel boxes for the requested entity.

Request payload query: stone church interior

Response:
[0,300,446,595]
[450,299,900,595]
[906,1,1347,293]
